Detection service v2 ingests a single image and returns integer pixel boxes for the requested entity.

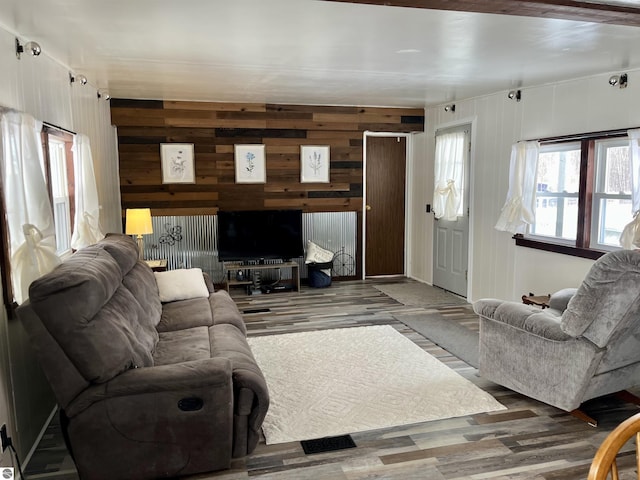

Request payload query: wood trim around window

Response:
[513,234,605,260]
[514,128,633,260]
[0,179,17,314]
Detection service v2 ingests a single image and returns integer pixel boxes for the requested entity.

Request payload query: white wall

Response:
[0,24,121,464]
[407,132,431,280]
[411,69,640,302]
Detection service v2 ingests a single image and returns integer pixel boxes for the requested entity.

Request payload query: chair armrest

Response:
[67,357,232,417]
[474,299,572,341]
[548,288,578,312]
[478,311,604,411]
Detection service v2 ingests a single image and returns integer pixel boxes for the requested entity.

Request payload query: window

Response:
[519,130,633,259]
[42,126,75,257]
[531,143,580,242]
[591,139,631,250]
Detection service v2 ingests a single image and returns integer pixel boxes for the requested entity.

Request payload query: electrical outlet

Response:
[1,424,10,452]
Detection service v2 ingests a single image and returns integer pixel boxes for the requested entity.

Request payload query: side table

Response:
[145,259,168,272]
[521,292,550,309]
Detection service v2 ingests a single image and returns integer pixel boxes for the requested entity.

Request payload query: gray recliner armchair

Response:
[474,249,640,414]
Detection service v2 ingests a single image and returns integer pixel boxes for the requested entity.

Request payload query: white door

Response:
[432,125,471,297]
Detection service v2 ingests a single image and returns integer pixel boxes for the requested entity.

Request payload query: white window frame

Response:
[42,126,75,258]
[529,142,581,245]
[590,138,632,251]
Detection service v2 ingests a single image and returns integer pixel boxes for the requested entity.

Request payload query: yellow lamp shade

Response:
[125,208,153,236]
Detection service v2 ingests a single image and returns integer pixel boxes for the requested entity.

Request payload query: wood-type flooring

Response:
[24,279,640,479]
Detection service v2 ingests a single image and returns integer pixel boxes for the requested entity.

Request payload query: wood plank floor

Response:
[24,279,640,479]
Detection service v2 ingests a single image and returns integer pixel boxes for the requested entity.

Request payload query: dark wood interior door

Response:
[365,136,406,276]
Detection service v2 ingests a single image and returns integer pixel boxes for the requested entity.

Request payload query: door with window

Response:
[432,125,471,297]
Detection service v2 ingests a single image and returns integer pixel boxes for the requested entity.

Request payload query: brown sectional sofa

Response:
[17,233,269,480]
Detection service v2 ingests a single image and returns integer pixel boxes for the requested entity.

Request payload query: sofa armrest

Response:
[203,272,215,293]
[67,357,232,417]
[474,299,572,341]
[66,357,235,479]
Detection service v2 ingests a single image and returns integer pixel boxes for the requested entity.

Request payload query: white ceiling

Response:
[3,0,640,107]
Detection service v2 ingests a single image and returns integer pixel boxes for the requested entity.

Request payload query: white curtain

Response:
[71,134,104,249]
[495,140,540,233]
[433,131,466,221]
[0,110,60,304]
[619,129,640,249]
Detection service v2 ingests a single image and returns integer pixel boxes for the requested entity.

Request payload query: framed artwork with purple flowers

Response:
[300,145,330,183]
[234,144,266,183]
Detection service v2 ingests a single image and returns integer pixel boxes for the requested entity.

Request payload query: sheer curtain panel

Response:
[495,141,540,234]
[71,134,104,249]
[0,110,59,304]
[433,131,466,221]
[620,129,640,249]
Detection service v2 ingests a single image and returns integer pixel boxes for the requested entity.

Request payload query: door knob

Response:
[366,205,372,211]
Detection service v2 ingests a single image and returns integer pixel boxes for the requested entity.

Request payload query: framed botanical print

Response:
[300,145,330,183]
[235,144,266,183]
[160,143,195,184]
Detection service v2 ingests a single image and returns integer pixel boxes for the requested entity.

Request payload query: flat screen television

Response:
[217,209,304,262]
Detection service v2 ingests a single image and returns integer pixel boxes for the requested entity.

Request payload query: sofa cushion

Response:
[122,262,162,328]
[29,246,118,320]
[98,233,139,275]
[29,246,158,383]
[210,291,247,334]
[158,297,213,332]
[153,327,211,365]
[209,324,256,370]
[155,268,210,303]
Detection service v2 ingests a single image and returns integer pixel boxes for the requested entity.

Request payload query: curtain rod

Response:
[529,127,637,144]
[43,121,76,136]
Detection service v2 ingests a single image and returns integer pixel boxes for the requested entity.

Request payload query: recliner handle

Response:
[178,397,204,411]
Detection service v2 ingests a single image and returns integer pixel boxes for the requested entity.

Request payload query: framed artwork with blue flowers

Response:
[234,144,266,183]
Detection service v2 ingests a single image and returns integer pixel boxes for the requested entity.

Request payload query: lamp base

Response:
[136,235,144,260]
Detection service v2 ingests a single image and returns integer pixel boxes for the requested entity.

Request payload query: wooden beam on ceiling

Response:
[320,0,640,27]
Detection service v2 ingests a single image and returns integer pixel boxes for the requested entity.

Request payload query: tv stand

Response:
[223,261,300,294]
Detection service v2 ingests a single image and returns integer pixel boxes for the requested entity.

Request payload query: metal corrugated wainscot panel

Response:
[142,212,356,283]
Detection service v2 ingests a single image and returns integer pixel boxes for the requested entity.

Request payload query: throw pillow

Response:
[305,240,334,264]
[154,268,209,303]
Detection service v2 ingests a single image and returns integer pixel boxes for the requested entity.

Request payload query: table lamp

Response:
[125,208,153,260]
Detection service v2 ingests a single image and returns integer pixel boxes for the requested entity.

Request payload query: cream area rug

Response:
[247,325,505,444]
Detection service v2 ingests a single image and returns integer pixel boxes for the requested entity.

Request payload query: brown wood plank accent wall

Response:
[111,100,424,216]
[322,0,640,27]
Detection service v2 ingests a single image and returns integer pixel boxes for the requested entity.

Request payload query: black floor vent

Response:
[242,308,271,314]
[301,435,357,455]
